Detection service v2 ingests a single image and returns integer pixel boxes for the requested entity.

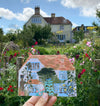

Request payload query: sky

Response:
[0,0,100,34]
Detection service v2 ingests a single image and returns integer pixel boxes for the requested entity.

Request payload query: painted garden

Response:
[0,10,100,106]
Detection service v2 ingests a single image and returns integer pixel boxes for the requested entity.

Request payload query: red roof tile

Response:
[44,17,72,25]
[21,55,75,71]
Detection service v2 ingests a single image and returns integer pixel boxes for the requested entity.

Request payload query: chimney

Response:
[35,7,40,15]
[51,13,55,18]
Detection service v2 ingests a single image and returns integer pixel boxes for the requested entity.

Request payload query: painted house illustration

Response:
[18,55,77,97]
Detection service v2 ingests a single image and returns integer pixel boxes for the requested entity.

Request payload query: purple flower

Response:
[76,55,79,59]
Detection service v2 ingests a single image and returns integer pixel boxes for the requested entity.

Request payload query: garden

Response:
[0,35,100,106]
[0,8,100,106]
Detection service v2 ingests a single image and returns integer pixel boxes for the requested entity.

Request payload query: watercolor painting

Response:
[18,55,77,97]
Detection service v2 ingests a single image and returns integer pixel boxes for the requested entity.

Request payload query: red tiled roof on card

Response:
[22,55,75,71]
[27,79,42,84]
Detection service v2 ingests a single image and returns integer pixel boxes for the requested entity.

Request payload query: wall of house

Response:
[51,24,72,42]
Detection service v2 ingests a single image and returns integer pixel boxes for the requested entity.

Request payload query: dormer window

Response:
[32,17,41,24]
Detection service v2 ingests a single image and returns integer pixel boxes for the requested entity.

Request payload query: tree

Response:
[92,9,100,36]
[73,29,84,43]
[0,28,3,53]
[20,24,52,47]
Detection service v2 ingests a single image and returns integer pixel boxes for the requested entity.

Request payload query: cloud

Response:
[61,0,100,17]
[20,0,31,3]
[72,22,78,27]
[48,0,57,2]
[0,8,49,21]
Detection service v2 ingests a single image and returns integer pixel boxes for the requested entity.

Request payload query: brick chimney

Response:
[51,13,55,17]
[35,7,40,15]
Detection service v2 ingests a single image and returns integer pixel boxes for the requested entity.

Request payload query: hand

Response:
[23,93,57,106]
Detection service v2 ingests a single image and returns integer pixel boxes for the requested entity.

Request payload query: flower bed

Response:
[0,39,100,106]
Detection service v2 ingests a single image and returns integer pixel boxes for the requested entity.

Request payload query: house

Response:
[24,7,73,43]
[73,24,96,34]
[18,55,77,97]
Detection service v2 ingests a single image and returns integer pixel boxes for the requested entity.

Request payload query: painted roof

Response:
[21,55,75,71]
[26,79,42,84]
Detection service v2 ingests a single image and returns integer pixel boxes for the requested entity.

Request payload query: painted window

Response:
[59,71,67,80]
[27,62,40,71]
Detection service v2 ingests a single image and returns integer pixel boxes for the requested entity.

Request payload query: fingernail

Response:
[42,93,48,100]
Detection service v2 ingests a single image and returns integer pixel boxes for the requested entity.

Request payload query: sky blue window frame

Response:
[27,62,40,71]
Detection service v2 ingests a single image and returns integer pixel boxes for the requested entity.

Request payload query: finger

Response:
[23,96,41,106]
[35,93,49,106]
[46,96,57,106]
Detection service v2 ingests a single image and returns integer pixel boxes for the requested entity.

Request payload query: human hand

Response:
[23,93,57,106]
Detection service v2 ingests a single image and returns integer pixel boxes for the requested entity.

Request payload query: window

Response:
[59,71,67,80]
[32,17,41,23]
[57,35,65,40]
[27,62,40,71]
[60,25,64,30]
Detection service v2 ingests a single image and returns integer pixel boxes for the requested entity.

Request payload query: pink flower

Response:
[32,45,34,47]
[36,90,38,93]
[86,41,91,47]
[73,46,76,48]
[80,82,83,84]
[35,41,38,45]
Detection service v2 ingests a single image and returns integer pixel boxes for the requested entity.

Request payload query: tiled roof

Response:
[44,17,72,25]
[22,55,75,71]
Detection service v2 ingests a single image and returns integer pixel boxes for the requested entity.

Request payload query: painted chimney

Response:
[35,7,40,15]
[51,13,55,17]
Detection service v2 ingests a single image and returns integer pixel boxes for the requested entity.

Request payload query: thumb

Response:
[35,93,48,106]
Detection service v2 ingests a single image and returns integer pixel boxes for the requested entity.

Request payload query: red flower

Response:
[8,88,10,91]
[78,73,82,78]
[14,53,17,57]
[94,69,97,72]
[0,87,3,90]
[85,53,90,59]
[81,69,86,74]
[80,82,83,84]
[34,41,38,45]
[32,45,34,47]
[9,85,12,88]
[57,51,60,55]
[10,89,13,92]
